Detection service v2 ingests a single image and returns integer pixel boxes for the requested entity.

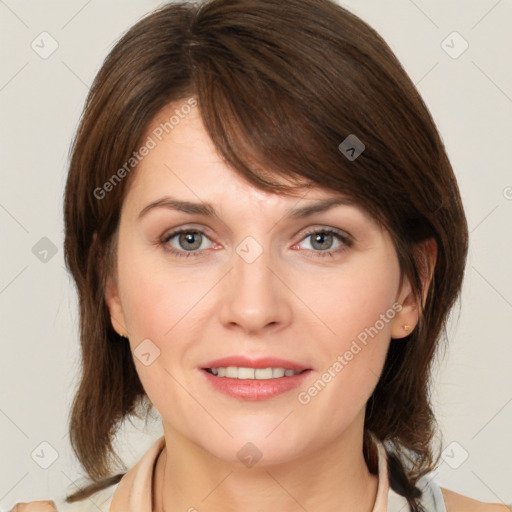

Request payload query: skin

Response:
[102,98,467,512]
[11,102,508,512]
[9,491,510,511]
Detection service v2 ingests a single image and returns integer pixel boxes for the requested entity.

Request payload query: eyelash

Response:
[159,227,353,259]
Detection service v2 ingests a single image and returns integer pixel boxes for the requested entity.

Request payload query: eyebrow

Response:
[137,196,356,221]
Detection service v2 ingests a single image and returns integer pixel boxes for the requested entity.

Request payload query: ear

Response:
[390,237,437,339]
[105,274,128,338]
[97,229,128,338]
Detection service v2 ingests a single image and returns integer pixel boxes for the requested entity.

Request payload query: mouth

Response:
[200,356,313,400]
[203,366,308,379]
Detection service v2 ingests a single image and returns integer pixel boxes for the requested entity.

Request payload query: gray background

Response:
[0,0,511,509]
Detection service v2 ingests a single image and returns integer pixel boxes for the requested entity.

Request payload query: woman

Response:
[11,0,510,511]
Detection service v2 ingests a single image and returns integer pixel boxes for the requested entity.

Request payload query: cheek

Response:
[296,253,400,403]
[300,255,400,349]
[117,255,194,406]
[122,273,171,339]
[117,248,213,385]
[117,240,195,339]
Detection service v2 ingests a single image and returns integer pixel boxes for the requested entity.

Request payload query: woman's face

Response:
[106,99,417,465]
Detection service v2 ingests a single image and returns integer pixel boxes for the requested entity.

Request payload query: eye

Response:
[159,227,353,259]
[160,229,213,258]
[295,228,353,258]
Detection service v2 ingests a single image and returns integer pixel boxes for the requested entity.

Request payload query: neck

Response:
[153,423,379,512]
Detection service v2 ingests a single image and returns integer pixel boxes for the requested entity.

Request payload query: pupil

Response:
[313,232,331,250]
[181,232,201,250]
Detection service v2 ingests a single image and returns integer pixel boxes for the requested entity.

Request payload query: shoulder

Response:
[7,502,57,511]
[441,487,511,512]
[8,485,116,512]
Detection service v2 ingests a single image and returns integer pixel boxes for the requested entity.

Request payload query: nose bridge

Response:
[219,231,290,332]
[233,232,276,301]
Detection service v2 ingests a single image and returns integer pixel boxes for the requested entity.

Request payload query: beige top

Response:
[11,435,448,512]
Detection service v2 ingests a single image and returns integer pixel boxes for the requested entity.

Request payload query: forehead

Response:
[122,100,376,226]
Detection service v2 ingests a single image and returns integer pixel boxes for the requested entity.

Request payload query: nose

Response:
[218,239,292,336]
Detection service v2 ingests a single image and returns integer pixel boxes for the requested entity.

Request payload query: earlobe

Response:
[391,237,437,340]
[105,275,128,338]
[390,280,419,339]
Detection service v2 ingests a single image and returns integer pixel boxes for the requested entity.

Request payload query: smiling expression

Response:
[105,99,416,465]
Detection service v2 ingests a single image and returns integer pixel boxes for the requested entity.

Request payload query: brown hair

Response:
[63,1,468,510]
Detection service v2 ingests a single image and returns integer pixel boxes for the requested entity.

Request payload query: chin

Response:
[198,425,308,468]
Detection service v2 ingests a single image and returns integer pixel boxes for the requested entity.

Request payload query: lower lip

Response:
[201,369,312,401]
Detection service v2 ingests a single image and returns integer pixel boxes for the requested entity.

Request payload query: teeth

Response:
[208,366,303,379]
[255,368,273,379]
[238,367,255,379]
[272,368,285,378]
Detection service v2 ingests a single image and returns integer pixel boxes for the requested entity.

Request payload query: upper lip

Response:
[201,356,311,371]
